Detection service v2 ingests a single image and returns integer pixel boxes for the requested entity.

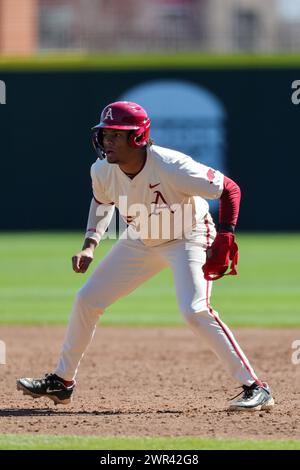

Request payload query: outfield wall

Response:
[0,59,299,230]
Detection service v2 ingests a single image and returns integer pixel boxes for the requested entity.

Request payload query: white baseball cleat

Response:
[228,382,275,412]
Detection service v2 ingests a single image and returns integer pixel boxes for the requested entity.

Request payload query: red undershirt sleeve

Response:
[219,176,241,226]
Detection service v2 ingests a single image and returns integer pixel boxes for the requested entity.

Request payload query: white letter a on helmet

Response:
[104,107,114,120]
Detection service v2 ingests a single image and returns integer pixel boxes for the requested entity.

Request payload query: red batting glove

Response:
[202,232,239,281]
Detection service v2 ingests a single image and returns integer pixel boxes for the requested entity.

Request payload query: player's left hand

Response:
[202,232,239,281]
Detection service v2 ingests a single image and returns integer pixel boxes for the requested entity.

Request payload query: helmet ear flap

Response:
[134,131,146,147]
[128,130,141,148]
[135,132,144,143]
[128,127,149,148]
[127,129,142,148]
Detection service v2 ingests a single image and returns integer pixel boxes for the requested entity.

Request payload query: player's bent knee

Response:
[181,307,213,326]
[179,298,211,320]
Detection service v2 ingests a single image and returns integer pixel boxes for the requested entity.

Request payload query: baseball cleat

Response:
[228,382,275,412]
[16,373,75,405]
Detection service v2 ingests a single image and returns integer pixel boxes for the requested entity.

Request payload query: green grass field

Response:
[0,232,299,327]
[2,53,300,71]
[0,435,300,450]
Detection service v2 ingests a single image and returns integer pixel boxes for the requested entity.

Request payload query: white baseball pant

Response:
[55,224,260,386]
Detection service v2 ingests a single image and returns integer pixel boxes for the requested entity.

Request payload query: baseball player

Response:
[17,101,274,411]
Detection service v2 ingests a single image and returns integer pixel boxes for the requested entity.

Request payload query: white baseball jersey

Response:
[89,144,224,246]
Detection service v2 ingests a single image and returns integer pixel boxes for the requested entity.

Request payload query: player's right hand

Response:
[72,248,94,273]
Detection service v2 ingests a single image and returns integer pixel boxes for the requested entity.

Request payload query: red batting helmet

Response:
[92,101,151,159]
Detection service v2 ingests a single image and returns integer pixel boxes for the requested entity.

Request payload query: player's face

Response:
[102,129,131,164]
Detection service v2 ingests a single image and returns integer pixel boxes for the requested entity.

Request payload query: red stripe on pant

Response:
[203,216,262,387]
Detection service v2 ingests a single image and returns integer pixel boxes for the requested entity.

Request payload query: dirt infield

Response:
[1,326,300,440]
